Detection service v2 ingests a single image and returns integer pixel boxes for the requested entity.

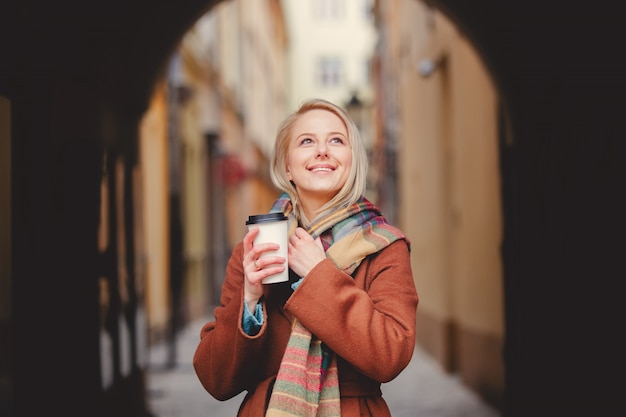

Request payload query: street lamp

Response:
[345,91,363,129]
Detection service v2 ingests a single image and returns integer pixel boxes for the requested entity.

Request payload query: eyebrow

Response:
[295,131,347,139]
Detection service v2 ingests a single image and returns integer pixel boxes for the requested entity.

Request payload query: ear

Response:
[286,165,293,180]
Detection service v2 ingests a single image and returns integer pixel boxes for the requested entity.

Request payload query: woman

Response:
[193,98,418,417]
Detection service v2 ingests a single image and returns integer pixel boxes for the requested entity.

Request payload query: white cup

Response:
[246,212,289,284]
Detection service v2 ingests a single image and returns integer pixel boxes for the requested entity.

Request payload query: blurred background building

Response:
[137,0,289,367]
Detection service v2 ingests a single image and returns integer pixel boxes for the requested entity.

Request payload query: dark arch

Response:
[1,1,624,417]
[429,1,625,416]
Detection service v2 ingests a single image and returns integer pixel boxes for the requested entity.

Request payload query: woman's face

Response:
[286,109,352,208]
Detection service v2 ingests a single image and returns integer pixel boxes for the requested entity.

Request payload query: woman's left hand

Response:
[288,227,326,278]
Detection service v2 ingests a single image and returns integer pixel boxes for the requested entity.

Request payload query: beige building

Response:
[373,0,505,410]
[281,0,380,200]
[281,0,377,109]
[138,0,289,344]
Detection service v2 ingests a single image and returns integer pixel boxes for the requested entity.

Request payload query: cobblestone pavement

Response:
[147,317,500,417]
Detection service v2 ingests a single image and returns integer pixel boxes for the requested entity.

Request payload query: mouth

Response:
[308,164,335,172]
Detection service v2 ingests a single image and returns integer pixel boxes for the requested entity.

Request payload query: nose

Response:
[315,142,328,158]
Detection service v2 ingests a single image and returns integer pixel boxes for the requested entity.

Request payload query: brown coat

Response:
[193,239,418,417]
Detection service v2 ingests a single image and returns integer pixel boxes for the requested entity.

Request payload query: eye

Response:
[299,137,313,145]
[330,135,346,145]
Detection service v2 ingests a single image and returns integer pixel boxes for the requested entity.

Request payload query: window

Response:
[360,0,374,21]
[317,57,343,87]
[314,0,344,20]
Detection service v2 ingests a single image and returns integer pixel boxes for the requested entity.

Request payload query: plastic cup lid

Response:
[246,212,288,225]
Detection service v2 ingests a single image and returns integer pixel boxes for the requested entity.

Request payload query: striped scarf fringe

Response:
[265,319,340,417]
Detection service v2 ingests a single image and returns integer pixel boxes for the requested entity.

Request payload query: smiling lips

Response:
[308,164,335,172]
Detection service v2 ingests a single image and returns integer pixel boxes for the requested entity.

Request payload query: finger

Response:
[256,255,286,268]
[294,227,310,240]
[256,266,287,280]
[243,227,259,254]
[290,228,308,245]
[247,264,286,285]
[253,259,261,271]
[251,242,282,261]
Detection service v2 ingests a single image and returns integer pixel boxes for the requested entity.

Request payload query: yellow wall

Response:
[448,37,503,335]
[139,82,171,336]
[390,0,504,406]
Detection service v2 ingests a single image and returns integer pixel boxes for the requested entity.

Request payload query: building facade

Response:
[373,0,504,409]
[137,0,289,351]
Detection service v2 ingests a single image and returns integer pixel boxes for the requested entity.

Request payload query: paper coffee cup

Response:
[246,212,289,284]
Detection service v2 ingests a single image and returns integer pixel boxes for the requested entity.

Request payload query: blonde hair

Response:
[270,98,368,227]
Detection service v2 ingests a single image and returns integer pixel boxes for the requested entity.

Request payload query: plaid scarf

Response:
[265,193,407,417]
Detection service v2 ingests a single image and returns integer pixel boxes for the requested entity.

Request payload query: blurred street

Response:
[146,316,500,417]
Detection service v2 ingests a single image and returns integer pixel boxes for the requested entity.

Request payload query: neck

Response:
[298,194,332,224]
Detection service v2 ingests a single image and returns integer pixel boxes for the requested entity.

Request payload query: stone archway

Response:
[1,0,624,416]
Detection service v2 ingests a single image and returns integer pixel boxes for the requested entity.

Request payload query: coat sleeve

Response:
[192,242,269,400]
[284,239,418,383]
